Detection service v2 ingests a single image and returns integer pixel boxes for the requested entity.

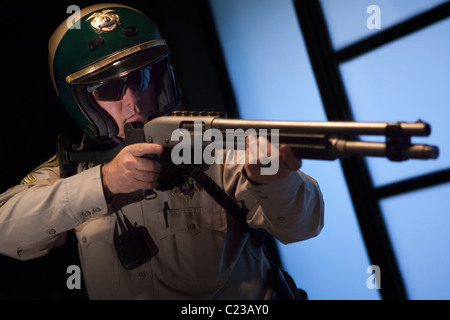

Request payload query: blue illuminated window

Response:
[210,0,449,300]
[210,0,379,300]
[380,183,450,299]
[321,0,450,300]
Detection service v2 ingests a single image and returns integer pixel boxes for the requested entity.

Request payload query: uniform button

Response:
[82,237,87,243]
[188,223,197,232]
[47,229,56,235]
[137,272,146,280]
[81,210,91,217]
[276,216,286,222]
[92,207,101,213]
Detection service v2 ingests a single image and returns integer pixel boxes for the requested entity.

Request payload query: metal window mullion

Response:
[335,1,450,63]
[375,168,450,199]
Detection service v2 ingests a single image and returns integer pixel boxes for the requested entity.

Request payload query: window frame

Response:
[293,0,450,300]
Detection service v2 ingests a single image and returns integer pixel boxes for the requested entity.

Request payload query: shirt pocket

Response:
[151,204,229,296]
[156,203,227,240]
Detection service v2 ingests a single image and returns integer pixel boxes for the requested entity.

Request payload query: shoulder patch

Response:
[21,155,59,184]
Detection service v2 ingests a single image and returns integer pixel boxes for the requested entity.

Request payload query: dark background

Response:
[0,0,236,299]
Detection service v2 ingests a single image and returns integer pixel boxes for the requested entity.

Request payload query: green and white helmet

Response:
[49,3,181,142]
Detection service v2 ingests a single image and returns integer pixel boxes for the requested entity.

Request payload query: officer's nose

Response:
[122,86,142,103]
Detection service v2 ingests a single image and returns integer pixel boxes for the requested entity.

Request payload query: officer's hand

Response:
[101,143,164,197]
[244,136,301,185]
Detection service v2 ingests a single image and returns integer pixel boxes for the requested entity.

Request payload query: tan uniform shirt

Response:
[0,156,324,299]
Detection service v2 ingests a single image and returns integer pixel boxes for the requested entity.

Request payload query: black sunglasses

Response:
[87,66,152,101]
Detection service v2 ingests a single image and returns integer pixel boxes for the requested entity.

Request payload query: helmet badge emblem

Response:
[86,9,120,32]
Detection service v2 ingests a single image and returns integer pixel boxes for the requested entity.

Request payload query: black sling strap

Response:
[184,165,306,300]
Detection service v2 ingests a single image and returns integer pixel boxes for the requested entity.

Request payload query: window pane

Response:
[279,160,380,300]
[380,183,450,299]
[210,0,379,299]
[320,0,449,50]
[339,18,450,187]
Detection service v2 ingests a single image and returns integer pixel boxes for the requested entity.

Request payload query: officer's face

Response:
[95,85,158,138]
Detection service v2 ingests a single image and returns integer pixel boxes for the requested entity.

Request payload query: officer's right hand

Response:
[101,143,164,197]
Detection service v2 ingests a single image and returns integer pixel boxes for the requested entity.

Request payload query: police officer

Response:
[0,4,324,299]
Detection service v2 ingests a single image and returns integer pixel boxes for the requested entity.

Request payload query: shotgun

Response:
[59,111,439,190]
